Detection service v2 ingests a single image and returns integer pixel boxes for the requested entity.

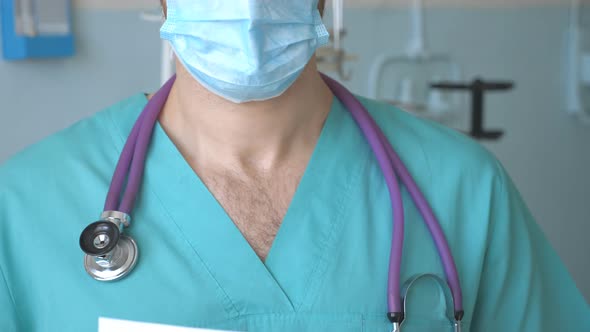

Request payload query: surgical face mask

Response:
[160,0,330,104]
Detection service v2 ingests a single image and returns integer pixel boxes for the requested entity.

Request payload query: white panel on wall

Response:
[75,0,157,10]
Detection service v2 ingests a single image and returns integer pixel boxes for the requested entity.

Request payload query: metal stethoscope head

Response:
[80,211,138,281]
[79,76,177,282]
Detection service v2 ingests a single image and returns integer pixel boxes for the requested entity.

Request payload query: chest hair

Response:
[200,167,304,261]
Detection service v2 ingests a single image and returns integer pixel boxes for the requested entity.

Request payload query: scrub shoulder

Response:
[0,93,144,248]
[355,95,503,181]
[354,96,590,329]
[0,94,145,332]
[0,93,145,189]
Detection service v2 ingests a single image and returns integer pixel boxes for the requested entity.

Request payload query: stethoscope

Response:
[79,74,464,332]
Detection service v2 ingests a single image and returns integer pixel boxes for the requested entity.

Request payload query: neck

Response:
[159,58,334,173]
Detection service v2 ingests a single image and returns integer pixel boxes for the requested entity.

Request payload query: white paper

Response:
[98,318,237,332]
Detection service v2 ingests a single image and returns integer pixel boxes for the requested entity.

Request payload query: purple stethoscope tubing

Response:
[103,74,463,321]
[321,74,463,320]
[103,77,175,213]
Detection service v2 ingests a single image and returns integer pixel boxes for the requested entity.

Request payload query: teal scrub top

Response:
[1,93,589,332]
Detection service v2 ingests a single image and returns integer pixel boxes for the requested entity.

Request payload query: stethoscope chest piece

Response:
[83,235,138,281]
[80,211,139,281]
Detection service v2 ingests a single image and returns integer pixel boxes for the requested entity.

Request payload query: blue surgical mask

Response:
[160,0,330,104]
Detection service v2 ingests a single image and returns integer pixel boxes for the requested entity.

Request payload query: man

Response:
[1,0,589,331]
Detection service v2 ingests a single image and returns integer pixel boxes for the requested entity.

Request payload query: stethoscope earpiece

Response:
[80,212,138,282]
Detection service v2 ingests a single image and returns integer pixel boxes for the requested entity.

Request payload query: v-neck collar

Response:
[263,98,370,311]
[106,93,370,316]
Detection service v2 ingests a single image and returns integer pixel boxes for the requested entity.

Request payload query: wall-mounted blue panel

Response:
[1,0,75,60]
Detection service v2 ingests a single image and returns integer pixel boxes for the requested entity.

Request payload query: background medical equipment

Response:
[431,79,514,140]
[316,0,357,80]
[368,0,515,141]
[565,0,590,124]
[140,8,175,86]
[0,0,74,60]
[368,0,462,122]
[79,74,464,331]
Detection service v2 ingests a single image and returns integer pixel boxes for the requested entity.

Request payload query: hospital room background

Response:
[1,0,589,302]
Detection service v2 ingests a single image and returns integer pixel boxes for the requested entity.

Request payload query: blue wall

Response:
[1,6,589,301]
[0,10,161,158]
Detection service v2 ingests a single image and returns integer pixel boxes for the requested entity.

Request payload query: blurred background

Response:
[1,0,589,301]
